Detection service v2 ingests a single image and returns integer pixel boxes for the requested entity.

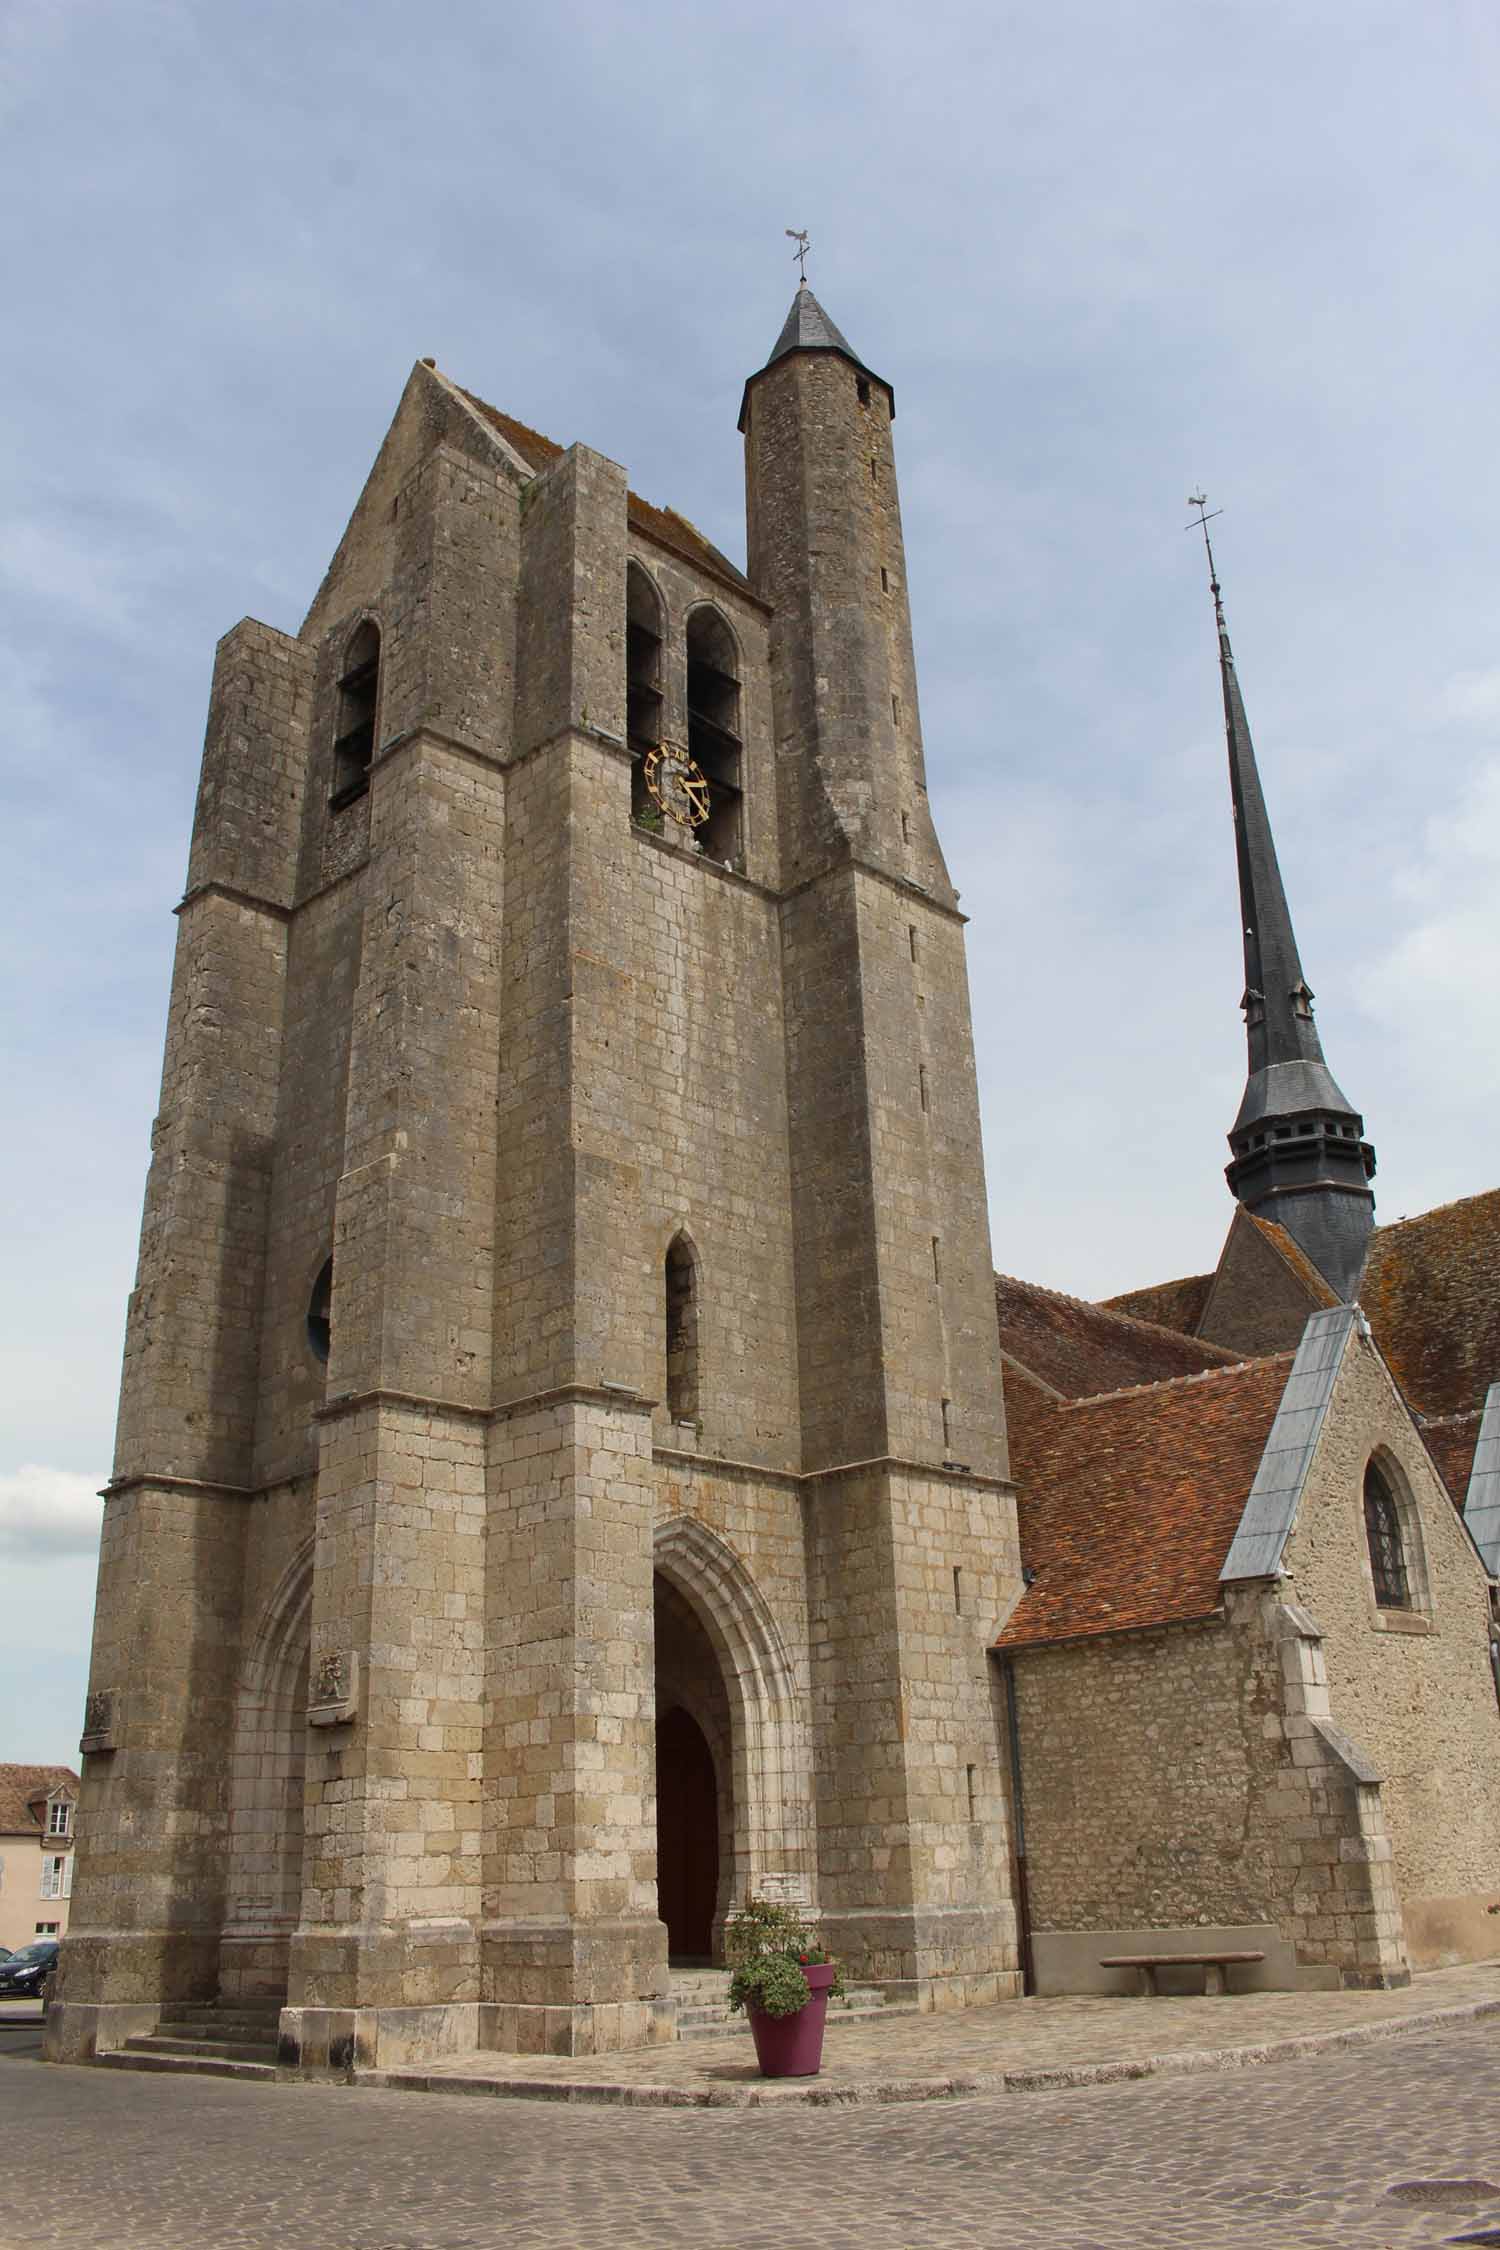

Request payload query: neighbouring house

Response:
[0,1767,79,1954]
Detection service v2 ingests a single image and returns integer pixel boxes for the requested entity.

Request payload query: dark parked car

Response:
[0,1940,58,1996]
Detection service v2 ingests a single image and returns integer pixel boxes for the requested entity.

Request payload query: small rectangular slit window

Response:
[941,1396,953,1449]
[881,567,890,591]
[931,1236,942,1283]
[919,1064,929,1113]
[891,694,900,725]
[870,457,878,482]
[908,924,918,962]
[966,1764,977,1820]
[952,1566,963,1614]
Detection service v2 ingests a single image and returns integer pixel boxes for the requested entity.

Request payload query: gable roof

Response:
[1247,1213,1343,1306]
[996,1355,1292,1651]
[1218,1306,1360,1581]
[995,1273,1240,1401]
[1360,1188,1500,1420]
[0,1764,78,1834]
[1098,1270,1214,1336]
[455,383,755,601]
[1421,1411,1484,1507]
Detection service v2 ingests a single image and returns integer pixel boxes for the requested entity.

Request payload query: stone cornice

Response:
[778,856,967,925]
[175,880,292,922]
[101,1472,259,1503]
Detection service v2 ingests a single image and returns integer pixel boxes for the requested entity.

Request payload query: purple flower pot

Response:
[747,1962,836,2078]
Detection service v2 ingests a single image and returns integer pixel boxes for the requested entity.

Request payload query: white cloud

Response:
[0,1465,105,1560]
[1437,668,1500,727]
[1355,759,1500,1113]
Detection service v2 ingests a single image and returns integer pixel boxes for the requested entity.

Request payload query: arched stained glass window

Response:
[1363,1459,1410,1610]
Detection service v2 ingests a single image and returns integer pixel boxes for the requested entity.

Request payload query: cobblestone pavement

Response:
[6,2006,1500,2248]
[375,1961,1500,2105]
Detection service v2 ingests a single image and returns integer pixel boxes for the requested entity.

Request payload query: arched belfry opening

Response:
[627,562,664,825]
[652,1516,813,1968]
[331,619,380,807]
[220,1541,313,2002]
[685,605,742,861]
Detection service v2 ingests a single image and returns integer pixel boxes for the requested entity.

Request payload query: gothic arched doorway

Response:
[656,1705,718,1960]
[654,1571,730,1963]
[220,1541,312,2003]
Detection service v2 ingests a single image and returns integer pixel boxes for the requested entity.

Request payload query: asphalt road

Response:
[3,2016,1499,2249]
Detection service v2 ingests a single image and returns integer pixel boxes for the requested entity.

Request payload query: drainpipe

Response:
[996,1650,1035,1996]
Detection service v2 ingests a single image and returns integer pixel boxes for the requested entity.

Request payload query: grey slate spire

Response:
[767,283,861,368]
[738,284,891,429]
[1195,508,1376,1298]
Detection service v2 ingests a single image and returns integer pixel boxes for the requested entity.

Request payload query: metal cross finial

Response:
[785,229,810,283]
[1186,490,1226,625]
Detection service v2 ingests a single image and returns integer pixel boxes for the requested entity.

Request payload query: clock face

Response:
[645,744,711,830]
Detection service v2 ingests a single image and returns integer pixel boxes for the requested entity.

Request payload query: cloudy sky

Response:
[3,0,1497,1764]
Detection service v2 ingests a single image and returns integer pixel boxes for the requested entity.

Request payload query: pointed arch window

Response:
[665,1233,700,1424]
[1363,1459,1410,1610]
[331,621,380,808]
[686,607,742,862]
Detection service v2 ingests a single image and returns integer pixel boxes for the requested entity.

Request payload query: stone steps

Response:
[126,2033,279,2064]
[99,1998,284,2081]
[670,1971,913,2040]
[98,2049,278,2082]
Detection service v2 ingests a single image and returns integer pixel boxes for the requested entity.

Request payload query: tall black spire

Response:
[1191,499,1376,1298]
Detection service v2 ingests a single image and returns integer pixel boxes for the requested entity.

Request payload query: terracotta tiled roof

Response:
[1418,1410,1482,1508]
[1247,1214,1343,1307]
[0,1764,78,1835]
[1361,1189,1500,1420]
[456,384,754,599]
[1098,1271,1214,1336]
[996,1356,1292,1651]
[995,1274,1240,1401]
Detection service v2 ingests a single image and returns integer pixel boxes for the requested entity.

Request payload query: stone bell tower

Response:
[53,282,1022,2075]
[742,286,1021,1999]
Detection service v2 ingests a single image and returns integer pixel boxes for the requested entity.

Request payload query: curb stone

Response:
[354,1993,1500,2111]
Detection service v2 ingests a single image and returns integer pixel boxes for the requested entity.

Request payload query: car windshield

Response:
[7,1943,57,1965]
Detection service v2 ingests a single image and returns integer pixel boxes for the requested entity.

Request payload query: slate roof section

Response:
[738,286,891,428]
[454,384,755,599]
[1463,1382,1500,1575]
[1360,1188,1500,1420]
[995,1355,1292,1650]
[765,284,862,370]
[995,1273,1239,1401]
[1219,1306,1360,1583]
[0,1764,78,1834]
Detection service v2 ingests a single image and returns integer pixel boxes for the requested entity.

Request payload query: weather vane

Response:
[786,228,810,283]
[1186,489,1226,622]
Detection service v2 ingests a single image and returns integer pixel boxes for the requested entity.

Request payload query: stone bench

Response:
[1098,1950,1266,1997]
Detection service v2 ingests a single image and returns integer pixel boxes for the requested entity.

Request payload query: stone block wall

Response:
[1007,1586,1409,1991]
[1279,1333,1500,1964]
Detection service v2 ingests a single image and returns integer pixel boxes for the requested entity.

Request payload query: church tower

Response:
[1199,516,1376,1298]
[51,282,1022,2074]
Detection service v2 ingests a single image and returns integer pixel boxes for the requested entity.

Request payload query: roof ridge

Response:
[1059,1351,1294,1412]
[996,1269,1240,1358]
[1375,1184,1500,1237]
